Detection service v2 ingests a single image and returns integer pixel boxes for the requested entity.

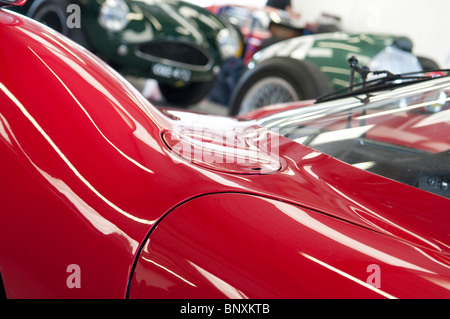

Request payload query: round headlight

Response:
[217,27,242,60]
[98,0,129,32]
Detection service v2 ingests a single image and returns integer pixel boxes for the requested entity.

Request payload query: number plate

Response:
[152,63,192,82]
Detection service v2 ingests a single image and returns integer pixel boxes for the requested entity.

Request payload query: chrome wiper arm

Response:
[348,56,371,91]
[316,56,450,104]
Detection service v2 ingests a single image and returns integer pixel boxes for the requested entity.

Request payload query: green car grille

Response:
[138,41,211,67]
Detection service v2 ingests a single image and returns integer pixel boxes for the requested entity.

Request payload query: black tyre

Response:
[29,0,68,35]
[229,57,333,116]
[28,0,91,49]
[159,80,216,107]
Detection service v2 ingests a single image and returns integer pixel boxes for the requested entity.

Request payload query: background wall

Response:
[290,0,450,68]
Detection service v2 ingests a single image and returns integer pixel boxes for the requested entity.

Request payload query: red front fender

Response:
[128,193,450,299]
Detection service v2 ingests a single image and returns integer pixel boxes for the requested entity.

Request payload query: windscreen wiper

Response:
[316,56,450,103]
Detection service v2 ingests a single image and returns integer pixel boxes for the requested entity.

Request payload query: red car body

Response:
[1,3,450,299]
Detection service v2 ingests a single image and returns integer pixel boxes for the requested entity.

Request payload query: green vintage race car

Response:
[229,32,439,115]
[12,0,243,106]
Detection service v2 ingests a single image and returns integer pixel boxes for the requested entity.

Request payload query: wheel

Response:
[158,80,216,107]
[229,57,333,116]
[28,0,68,35]
[27,0,91,49]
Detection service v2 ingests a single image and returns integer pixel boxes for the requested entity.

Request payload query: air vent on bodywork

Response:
[162,128,281,175]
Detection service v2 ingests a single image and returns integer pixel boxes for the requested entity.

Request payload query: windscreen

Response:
[259,77,450,198]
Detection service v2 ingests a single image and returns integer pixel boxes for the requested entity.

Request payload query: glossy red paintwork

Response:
[0,0,26,7]
[1,9,450,299]
[130,194,450,298]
